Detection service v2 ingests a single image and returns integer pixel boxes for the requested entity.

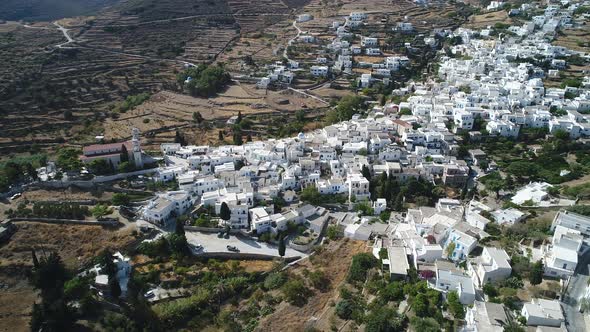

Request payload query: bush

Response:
[177,64,231,97]
[347,253,378,283]
[447,291,465,319]
[335,299,354,319]
[281,279,312,306]
[263,272,287,290]
[483,283,498,298]
[111,193,130,206]
[308,270,330,292]
[380,281,404,302]
[115,93,151,113]
[326,225,342,240]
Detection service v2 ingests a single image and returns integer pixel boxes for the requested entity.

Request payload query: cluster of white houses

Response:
[258,11,413,88]
[131,1,590,329]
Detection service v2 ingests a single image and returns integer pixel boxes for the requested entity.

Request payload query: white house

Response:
[464,301,508,332]
[250,207,273,234]
[372,198,387,216]
[544,225,582,279]
[469,247,511,288]
[349,12,367,21]
[395,22,414,32]
[491,208,526,226]
[310,66,329,77]
[486,120,520,138]
[443,227,478,261]
[361,37,378,47]
[551,210,590,237]
[432,260,476,305]
[297,13,312,22]
[365,48,381,56]
[521,298,564,327]
[511,182,553,206]
[346,173,370,201]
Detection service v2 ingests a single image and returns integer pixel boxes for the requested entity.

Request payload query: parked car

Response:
[191,244,203,251]
[10,193,21,200]
[226,245,240,252]
[144,290,155,299]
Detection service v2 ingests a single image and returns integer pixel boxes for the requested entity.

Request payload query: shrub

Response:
[335,299,354,319]
[263,272,287,290]
[347,253,378,283]
[281,279,312,306]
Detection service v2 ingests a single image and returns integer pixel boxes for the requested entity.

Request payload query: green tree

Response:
[335,299,354,319]
[120,144,129,163]
[56,148,82,172]
[29,252,74,331]
[278,236,286,257]
[393,193,404,211]
[365,306,405,332]
[446,241,456,259]
[412,293,429,317]
[409,317,440,332]
[219,202,231,223]
[167,233,188,256]
[300,186,322,205]
[529,260,544,285]
[325,95,364,124]
[118,161,134,173]
[175,218,185,236]
[91,204,112,218]
[362,164,372,181]
[110,277,122,299]
[111,193,130,206]
[347,253,378,283]
[193,111,204,124]
[233,130,243,146]
[447,290,465,319]
[63,277,89,300]
[282,279,311,306]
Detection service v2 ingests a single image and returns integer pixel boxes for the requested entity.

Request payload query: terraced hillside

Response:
[0,0,312,154]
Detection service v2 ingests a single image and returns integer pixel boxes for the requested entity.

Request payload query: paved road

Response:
[185,231,305,258]
[562,251,590,332]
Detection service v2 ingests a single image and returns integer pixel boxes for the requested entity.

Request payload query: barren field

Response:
[102,85,327,147]
[464,10,513,29]
[554,25,590,53]
[256,238,370,331]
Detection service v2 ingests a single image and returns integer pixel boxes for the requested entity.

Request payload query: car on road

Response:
[226,245,240,252]
[190,244,203,251]
[144,290,155,299]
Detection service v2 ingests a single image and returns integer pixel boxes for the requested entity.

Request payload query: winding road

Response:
[283,19,302,62]
[54,22,74,48]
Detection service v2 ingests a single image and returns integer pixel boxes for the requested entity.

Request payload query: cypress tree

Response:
[278,236,286,257]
